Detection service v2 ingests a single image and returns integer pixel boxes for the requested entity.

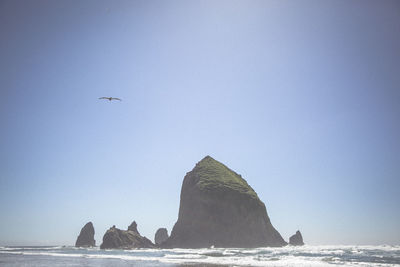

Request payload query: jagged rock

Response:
[100,221,155,249]
[162,156,287,248]
[289,230,304,246]
[75,222,95,247]
[128,221,138,232]
[154,228,169,245]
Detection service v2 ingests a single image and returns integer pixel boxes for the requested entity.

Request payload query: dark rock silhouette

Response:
[289,230,304,246]
[100,221,155,249]
[128,221,138,232]
[154,228,169,245]
[162,156,287,248]
[75,222,95,247]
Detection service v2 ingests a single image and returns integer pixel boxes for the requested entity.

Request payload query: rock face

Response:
[75,222,95,247]
[154,228,169,245]
[128,221,138,232]
[289,230,304,246]
[100,221,154,249]
[163,156,287,248]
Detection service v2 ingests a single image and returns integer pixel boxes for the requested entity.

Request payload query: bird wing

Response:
[112,97,122,101]
[99,97,109,100]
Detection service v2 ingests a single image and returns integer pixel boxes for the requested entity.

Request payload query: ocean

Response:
[0,245,399,266]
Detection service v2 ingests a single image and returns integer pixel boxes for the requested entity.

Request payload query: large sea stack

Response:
[100,221,155,249]
[75,222,95,247]
[163,156,287,248]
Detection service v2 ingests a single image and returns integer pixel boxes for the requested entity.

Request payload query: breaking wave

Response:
[0,245,399,266]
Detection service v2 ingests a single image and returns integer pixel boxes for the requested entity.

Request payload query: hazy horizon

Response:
[1,0,399,247]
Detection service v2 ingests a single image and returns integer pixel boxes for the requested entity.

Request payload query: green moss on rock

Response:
[193,156,258,200]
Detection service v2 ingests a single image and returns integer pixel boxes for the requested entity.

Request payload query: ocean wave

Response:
[0,246,63,251]
[1,245,399,266]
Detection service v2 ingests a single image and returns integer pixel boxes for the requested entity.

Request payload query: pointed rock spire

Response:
[289,230,304,246]
[75,222,95,247]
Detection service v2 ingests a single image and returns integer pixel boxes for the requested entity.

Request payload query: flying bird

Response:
[99,97,122,101]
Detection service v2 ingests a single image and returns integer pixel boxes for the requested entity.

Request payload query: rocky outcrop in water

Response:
[289,230,304,246]
[154,228,169,245]
[100,221,155,249]
[75,222,95,247]
[162,156,287,248]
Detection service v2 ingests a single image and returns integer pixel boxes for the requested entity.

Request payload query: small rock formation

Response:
[100,221,155,249]
[289,230,304,246]
[154,228,169,245]
[75,222,95,247]
[162,156,287,248]
[128,221,138,232]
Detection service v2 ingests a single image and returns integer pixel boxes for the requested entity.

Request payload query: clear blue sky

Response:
[1,0,399,246]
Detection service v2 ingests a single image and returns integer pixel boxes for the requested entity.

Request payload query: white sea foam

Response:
[0,245,399,266]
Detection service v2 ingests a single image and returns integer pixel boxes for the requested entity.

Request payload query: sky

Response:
[0,0,399,246]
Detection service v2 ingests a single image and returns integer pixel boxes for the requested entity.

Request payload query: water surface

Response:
[1,245,399,266]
